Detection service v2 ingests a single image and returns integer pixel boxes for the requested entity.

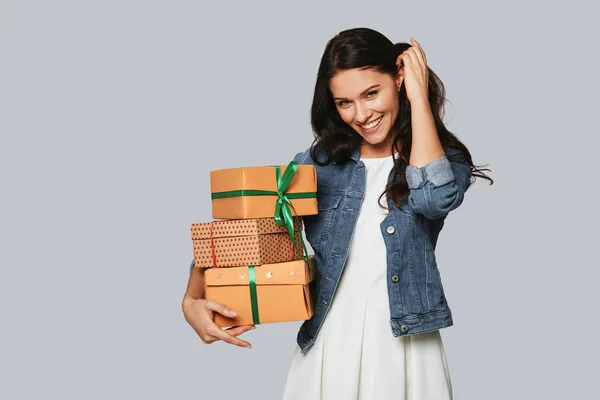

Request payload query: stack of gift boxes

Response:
[190,161,319,327]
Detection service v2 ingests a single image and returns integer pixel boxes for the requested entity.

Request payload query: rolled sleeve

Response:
[406,156,455,189]
[406,148,471,219]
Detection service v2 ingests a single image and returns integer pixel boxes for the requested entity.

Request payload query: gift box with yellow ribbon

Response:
[210,161,318,220]
[191,217,305,268]
[204,256,316,327]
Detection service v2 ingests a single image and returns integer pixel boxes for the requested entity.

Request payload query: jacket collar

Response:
[331,147,360,164]
[349,147,401,162]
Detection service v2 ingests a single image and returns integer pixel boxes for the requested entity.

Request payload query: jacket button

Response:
[386,226,395,234]
[400,324,409,333]
[391,274,399,283]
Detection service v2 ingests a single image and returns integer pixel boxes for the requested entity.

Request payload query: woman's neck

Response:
[359,140,400,159]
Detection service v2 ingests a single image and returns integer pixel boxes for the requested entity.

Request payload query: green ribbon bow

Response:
[211,160,314,263]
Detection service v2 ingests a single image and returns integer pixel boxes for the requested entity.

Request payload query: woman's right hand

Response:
[182,297,255,348]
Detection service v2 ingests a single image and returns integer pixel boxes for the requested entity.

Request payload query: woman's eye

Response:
[366,90,378,98]
[338,101,350,107]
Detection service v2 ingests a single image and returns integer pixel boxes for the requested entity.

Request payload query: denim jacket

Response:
[293,145,471,354]
[189,145,471,355]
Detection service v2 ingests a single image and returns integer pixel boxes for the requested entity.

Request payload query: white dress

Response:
[281,155,453,400]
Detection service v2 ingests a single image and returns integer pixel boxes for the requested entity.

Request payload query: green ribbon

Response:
[211,161,313,263]
[211,190,315,200]
[247,257,315,325]
[248,266,260,324]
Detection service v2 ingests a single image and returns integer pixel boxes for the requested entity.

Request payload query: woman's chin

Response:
[360,132,393,147]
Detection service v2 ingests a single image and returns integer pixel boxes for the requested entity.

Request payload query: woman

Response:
[182,27,492,399]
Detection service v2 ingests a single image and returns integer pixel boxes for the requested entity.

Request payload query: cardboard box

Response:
[210,163,318,220]
[204,257,316,327]
[191,217,305,268]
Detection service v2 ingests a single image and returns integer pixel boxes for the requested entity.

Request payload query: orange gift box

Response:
[210,163,318,220]
[204,257,316,327]
[191,217,305,268]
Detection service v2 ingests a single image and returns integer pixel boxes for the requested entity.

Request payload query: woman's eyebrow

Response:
[333,84,380,101]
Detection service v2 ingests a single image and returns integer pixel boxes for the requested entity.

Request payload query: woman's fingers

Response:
[397,38,427,69]
[191,299,254,347]
[225,325,256,336]
[410,37,427,66]
[207,325,253,348]
[404,48,420,67]
[396,51,408,67]
[397,50,416,68]
[204,299,238,318]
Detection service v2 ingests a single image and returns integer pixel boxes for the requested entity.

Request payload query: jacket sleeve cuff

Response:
[406,156,455,189]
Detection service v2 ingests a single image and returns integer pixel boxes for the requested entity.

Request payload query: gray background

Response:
[1,0,598,399]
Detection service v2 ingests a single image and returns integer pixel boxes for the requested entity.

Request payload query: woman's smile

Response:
[358,115,384,134]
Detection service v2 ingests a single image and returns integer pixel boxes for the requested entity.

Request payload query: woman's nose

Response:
[354,102,372,124]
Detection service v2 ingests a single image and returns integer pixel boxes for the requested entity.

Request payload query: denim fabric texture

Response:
[293,145,471,354]
[188,145,471,355]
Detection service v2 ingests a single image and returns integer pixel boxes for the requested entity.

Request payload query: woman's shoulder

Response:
[292,145,358,192]
[292,145,329,166]
[292,147,311,164]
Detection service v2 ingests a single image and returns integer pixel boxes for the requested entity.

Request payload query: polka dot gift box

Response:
[191,217,305,268]
[188,160,318,326]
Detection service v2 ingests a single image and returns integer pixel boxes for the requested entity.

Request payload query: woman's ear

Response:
[396,68,404,91]
[395,54,405,90]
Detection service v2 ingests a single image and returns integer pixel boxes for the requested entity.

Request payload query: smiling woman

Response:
[181,26,493,400]
[278,27,493,400]
[329,69,401,158]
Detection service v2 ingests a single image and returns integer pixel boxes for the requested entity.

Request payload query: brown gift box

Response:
[191,217,305,268]
[204,256,316,327]
[210,164,318,220]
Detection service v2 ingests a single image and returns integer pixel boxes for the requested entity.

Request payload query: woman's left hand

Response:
[396,37,430,103]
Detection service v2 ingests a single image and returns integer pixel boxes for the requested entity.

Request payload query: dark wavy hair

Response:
[309,27,493,208]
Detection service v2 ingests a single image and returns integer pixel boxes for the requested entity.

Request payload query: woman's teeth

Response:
[361,116,383,130]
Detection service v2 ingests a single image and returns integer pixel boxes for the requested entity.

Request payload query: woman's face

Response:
[329,67,402,156]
